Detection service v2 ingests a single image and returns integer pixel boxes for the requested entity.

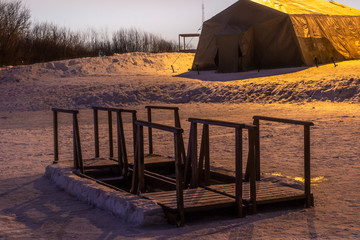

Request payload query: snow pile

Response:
[0,52,194,81]
[1,52,360,112]
[45,163,165,226]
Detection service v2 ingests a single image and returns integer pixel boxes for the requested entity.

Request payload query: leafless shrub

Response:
[0,0,178,66]
[0,0,30,65]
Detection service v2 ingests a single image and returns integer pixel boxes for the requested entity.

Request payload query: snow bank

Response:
[44,163,165,226]
[1,52,360,112]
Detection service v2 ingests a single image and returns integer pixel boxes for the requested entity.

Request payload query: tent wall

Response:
[290,15,360,65]
[192,0,360,72]
[252,15,303,69]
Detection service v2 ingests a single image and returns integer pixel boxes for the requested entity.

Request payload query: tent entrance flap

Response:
[216,35,242,73]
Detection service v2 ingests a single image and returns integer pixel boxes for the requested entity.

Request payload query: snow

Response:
[44,164,165,226]
[0,52,359,239]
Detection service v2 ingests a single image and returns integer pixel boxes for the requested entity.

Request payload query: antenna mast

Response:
[202,0,205,23]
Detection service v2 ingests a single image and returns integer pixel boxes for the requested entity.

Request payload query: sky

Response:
[21,0,360,42]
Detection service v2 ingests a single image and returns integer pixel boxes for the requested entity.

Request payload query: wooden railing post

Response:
[235,127,243,217]
[73,112,84,173]
[198,125,206,184]
[304,125,311,207]
[248,128,257,214]
[204,124,210,185]
[174,108,181,128]
[147,107,153,155]
[130,138,139,194]
[93,108,100,158]
[175,132,185,226]
[132,111,137,158]
[184,123,194,187]
[190,122,198,188]
[137,125,145,194]
[72,114,78,169]
[116,111,124,172]
[53,110,58,163]
[253,118,260,181]
[108,111,113,158]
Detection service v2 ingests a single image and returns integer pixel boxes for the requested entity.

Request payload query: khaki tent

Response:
[192,0,360,72]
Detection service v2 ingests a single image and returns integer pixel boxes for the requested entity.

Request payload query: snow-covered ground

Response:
[0,53,359,239]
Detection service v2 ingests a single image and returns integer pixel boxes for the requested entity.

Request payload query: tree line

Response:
[0,1,178,66]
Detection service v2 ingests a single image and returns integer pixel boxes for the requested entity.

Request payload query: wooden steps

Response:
[83,158,119,169]
[143,187,236,213]
[208,182,308,205]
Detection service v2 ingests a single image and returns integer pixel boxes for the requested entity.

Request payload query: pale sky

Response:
[21,0,360,41]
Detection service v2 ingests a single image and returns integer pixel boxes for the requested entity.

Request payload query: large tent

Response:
[192,0,360,72]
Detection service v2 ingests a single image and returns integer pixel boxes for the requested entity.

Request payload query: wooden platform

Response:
[83,155,173,170]
[208,181,308,205]
[83,158,119,169]
[142,187,236,213]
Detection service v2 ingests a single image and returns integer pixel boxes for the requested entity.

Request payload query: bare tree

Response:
[0,0,30,65]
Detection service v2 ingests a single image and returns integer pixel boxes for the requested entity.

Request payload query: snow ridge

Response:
[1,52,360,112]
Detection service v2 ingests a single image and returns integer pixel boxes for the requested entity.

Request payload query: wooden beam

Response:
[174,132,185,226]
[53,110,58,163]
[108,111,113,158]
[253,116,314,126]
[147,107,153,155]
[235,127,243,217]
[93,109,100,158]
[304,125,312,207]
[191,122,198,188]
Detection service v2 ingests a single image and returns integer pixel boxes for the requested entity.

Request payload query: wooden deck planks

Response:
[143,187,235,211]
[208,182,306,204]
[83,158,120,170]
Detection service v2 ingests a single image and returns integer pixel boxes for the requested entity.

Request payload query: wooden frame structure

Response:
[145,105,183,155]
[250,115,314,207]
[135,118,257,226]
[186,118,257,216]
[52,108,84,173]
[51,106,315,226]
[92,106,137,178]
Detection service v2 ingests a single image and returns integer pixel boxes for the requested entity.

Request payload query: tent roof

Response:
[251,0,360,16]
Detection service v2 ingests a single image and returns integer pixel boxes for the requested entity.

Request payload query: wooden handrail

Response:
[135,120,183,134]
[52,108,79,114]
[92,106,137,114]
[253,116,314,126]
[92,106,122,112]
[145,105,179,111]
[188,118,256,130]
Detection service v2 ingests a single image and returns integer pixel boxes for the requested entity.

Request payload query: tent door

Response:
[216,35,242,73]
